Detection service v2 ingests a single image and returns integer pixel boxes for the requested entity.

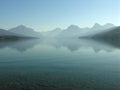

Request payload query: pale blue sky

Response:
[0,0,120,31]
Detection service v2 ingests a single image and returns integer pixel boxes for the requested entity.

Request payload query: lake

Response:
[0,38,120,90]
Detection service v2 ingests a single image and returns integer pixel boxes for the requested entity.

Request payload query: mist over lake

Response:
[0,38,120,90]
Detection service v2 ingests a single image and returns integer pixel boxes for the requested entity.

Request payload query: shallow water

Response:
[0,38,120,90]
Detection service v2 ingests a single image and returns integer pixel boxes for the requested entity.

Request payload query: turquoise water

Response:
[0,39,120,90]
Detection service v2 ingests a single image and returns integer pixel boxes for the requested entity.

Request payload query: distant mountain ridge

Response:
[9,25,42,38]
[56,23,116,38]
[82,26,120,47]
[42,28,62,38]
[0,23,117,40]
[0,29,18,36]
[0,29,33,40]
[90,26,120,40]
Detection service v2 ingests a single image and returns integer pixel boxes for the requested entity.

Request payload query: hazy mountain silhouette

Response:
[0,23,116,40]
[42,25,85,38]
[92,26,120,47]
[80,26,120,48]
[92,23,103,30]
[91,23,114,30]
[87,23,116,35]
[9,25,42,38]
[91,26,120,39]
[0,29,30,40]
[0,29,18,36]
[57,25,83,38]
[103,23,115,29]
[42,28,62,38]
[55,23,115,38]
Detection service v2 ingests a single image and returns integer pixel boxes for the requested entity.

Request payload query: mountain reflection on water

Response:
[0,38,119,53]
[0,38,120,90]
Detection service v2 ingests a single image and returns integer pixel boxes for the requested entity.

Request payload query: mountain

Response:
[82,26,120,47]
[0,29,17,36]
[103,23,115,29]
[92,23,115,30]
[42,25,83,39]
[42,28,62,38]
[91,26,120,40]
[0,28,38,40]
[55,23,115,38]
[58,23,114,38]
[83,23,116,36]
[9,25,42,38]
[92,23,103,30]
[0,29,28,40]
[0,28,20,40]
[2,23,115,39]
[57,25,84,38]
[79,23,116,37]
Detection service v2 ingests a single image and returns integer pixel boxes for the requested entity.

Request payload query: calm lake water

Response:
[0,38,120,90]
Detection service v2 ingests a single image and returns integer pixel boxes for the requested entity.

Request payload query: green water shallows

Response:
[0,39,120,90]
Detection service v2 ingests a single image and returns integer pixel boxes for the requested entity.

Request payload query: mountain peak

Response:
[15,25,28,29]
[104,23,115,27]
[18,25,26,27]
[9,25,34,32]
[53,28,62,31]
[8,25,42,37]
[92,23,101,28]
[67,25,80,30]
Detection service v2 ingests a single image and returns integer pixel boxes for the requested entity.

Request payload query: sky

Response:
[0,0,120,31]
